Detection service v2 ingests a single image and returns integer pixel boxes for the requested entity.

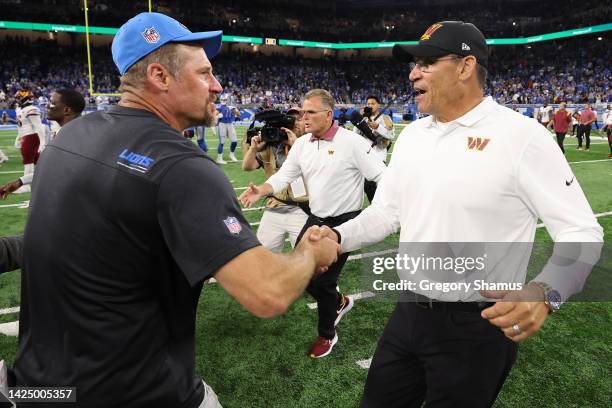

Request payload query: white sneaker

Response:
[229,153,238,162]
[0,150,8,163]
[216,156,227,164]
[13,185,31,194]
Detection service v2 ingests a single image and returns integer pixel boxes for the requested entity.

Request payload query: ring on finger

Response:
[512,323,521,336]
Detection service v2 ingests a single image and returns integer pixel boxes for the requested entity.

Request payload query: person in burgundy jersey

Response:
[14,89,45,194]
[548,102,572,153]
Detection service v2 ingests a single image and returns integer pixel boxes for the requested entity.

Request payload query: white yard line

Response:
[0,320,19,336]
[356,358,372,369]
[243,206,265,212]
[0,307,20,315]
[0,201,29,209]
[0,171,24,174]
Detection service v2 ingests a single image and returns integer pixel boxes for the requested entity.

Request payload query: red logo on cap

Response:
[141,27,161,44]
[420,23,443,41]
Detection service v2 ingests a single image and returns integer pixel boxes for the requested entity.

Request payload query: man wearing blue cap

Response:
[9,12,339,408]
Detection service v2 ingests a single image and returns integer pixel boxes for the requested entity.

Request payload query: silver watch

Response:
[532,281,562,313]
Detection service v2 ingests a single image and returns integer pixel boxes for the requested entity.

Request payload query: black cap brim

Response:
[393,43,453,62]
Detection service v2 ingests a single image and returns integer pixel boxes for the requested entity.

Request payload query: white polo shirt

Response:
[337,97,603,301]
[266,125,386,218]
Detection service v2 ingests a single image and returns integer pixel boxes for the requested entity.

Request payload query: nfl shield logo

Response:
[223,216,242,234]
[141,27,161,44]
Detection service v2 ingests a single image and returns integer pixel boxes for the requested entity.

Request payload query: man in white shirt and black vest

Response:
[240,89,386,358]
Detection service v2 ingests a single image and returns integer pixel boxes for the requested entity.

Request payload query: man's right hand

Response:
[238,183,264,208]
[307,225,339,243]
[298,226,340,273]
[0,180,23,200]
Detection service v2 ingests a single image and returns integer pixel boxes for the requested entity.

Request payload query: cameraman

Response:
[353,95,395,202]
[242,107,309,252]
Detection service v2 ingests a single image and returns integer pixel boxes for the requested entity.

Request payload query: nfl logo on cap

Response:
[141,27,161,44]
[223,216,242,234]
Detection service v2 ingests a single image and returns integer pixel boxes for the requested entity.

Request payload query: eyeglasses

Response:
[302,109,330,117]
[409,55,464,73]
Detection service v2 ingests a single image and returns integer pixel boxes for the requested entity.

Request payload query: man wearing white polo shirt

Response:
[240,89,386,358]
[312,21,603,407]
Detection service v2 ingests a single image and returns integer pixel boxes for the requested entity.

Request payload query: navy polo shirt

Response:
[13,106,260,407]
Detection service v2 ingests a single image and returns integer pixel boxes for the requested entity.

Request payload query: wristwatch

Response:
[531,281,562,313]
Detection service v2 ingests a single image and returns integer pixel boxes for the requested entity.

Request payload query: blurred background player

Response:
[604,104,612,159]
[548,102,571,153]
[242,107,309,252]
[0,89,85,199]
[537,102,553,128]
[196,104,219,153]
[216,94,239,164]
[577,103,596,151]
[13,89,46,194]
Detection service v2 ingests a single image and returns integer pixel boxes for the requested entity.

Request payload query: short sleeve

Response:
[157,157,261,286]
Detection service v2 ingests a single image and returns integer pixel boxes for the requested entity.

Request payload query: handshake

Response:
[296,225,342,273]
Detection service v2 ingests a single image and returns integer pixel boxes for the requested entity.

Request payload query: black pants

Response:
[295,210,360,339]
[364,179,377,203]
[555,132,566,153]
[361,300,518,408]
[572,124,578,136]
[577,124,591,148]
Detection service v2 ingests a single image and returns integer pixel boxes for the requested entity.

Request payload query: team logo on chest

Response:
[223,216,242,234]
[141,27,161,44]
[467,136,490,151]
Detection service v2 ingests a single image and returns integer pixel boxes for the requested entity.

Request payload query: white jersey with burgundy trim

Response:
[16,104,44,137]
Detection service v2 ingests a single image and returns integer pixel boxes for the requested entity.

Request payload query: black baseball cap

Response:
[393,21,488,69]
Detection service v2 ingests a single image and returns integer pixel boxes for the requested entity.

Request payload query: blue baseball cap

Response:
[112,12,223,76]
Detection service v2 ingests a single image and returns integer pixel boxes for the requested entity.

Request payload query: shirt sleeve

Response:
[352,136,387,182]
[516,127,603,300]
[157,157,261,286]
[0,236,23,273]
[336,136,404,252]
[265,138,303,194]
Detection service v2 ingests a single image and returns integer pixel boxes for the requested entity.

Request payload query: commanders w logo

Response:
[420,23,443,41]
[467,137,490,151]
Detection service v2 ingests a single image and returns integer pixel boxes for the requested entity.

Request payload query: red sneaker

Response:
[335,294,354,326]
[308,333,338,358]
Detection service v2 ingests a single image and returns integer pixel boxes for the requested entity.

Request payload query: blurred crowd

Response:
[0,35,609,110]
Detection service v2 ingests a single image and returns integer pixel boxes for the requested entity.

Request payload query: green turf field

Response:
[0,125,610,407]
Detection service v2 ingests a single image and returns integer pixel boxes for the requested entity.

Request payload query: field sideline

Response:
[0,125,610,407]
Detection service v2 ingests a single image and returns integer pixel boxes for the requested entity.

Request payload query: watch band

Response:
[531,281,561,313]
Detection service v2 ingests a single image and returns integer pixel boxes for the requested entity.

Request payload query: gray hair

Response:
[304,89,335,111]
